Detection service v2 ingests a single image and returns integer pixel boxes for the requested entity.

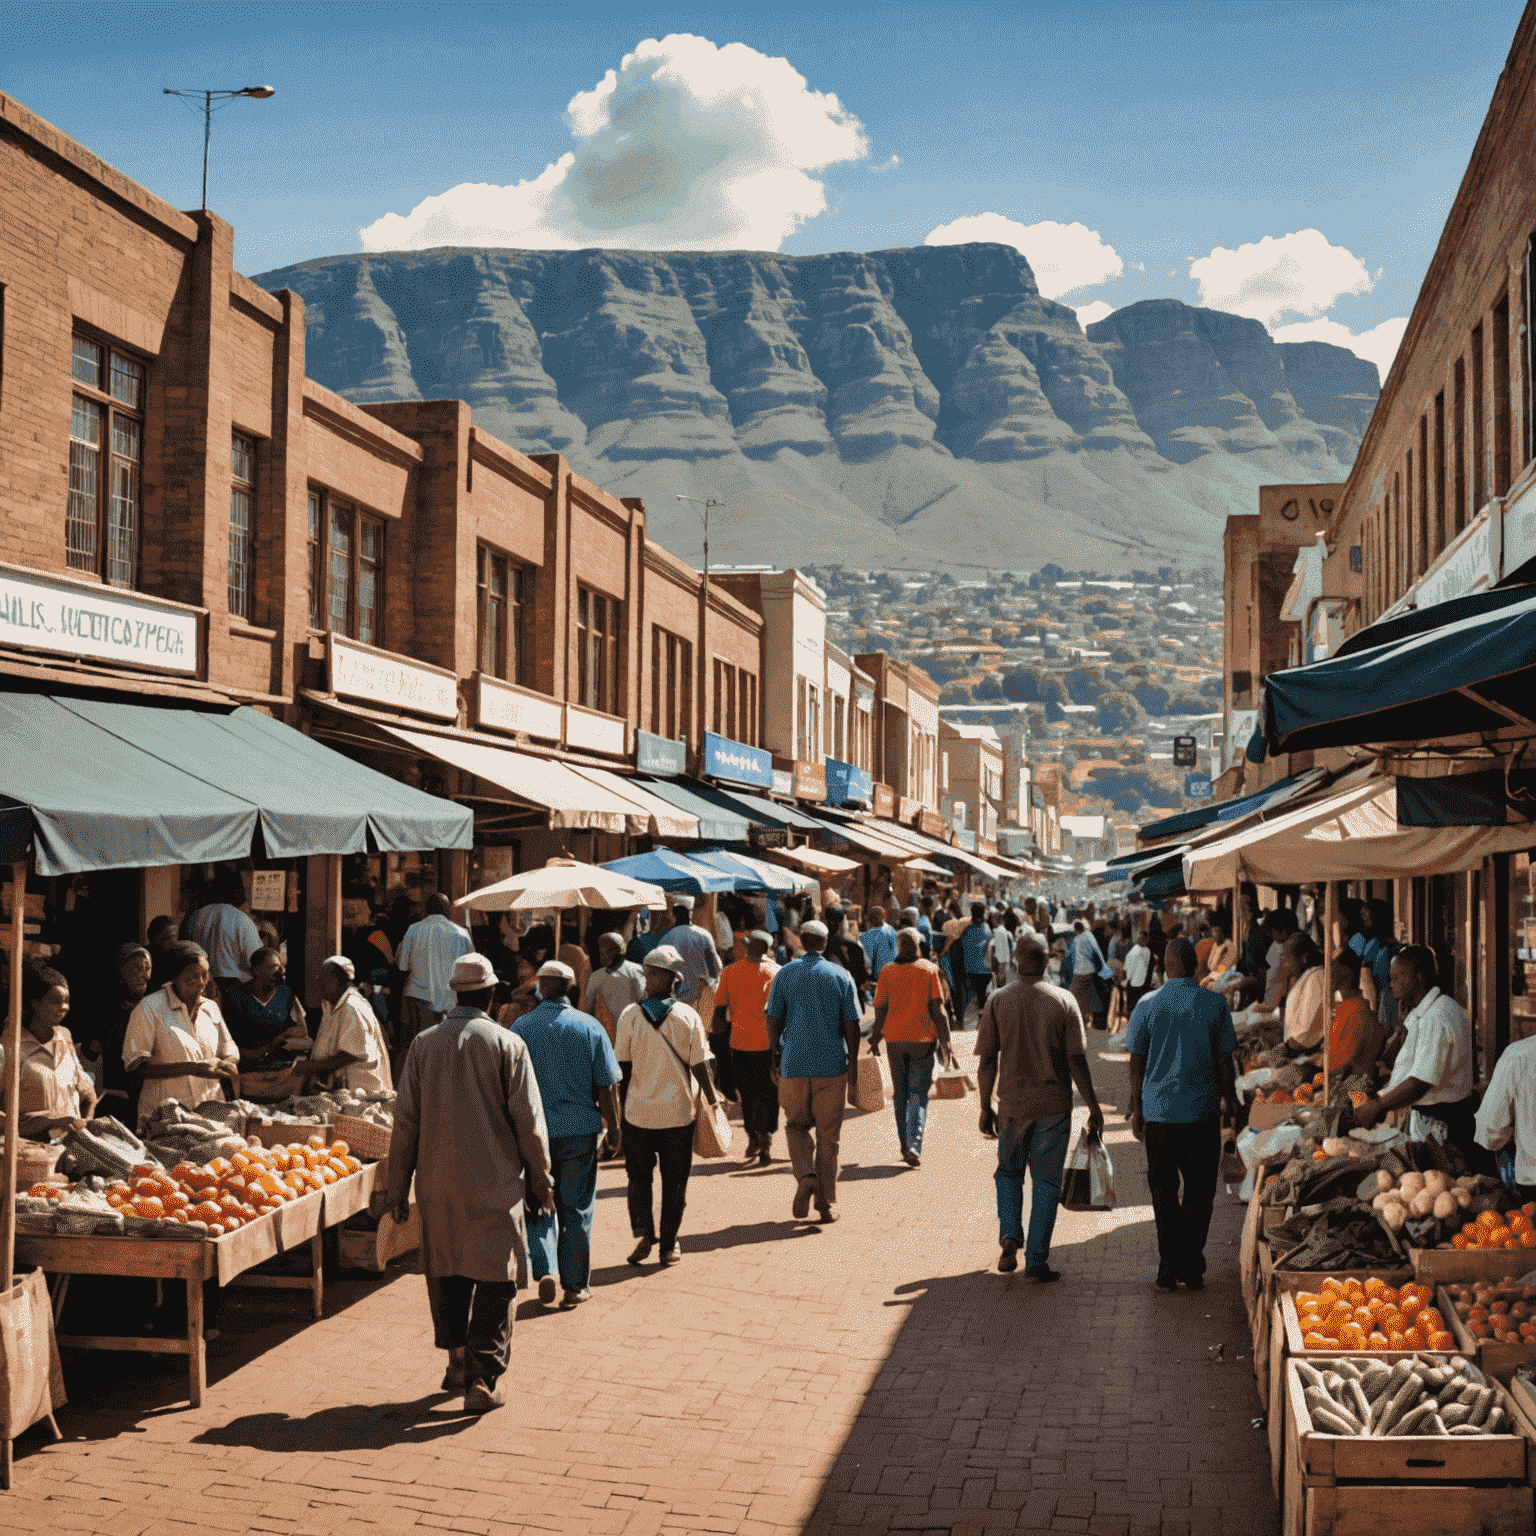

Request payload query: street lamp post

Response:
[162,85,275,210]
[677,495,722,764]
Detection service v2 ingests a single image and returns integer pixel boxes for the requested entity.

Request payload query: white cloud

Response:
[1072,300,1114,331]
[1189,228,1373,325]
[359,34,869,252]
[923,212,1122,299]
[870,155,900,172]
[1270,315,1409,380]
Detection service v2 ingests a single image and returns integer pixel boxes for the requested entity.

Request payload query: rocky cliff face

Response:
[258,244,1379,571]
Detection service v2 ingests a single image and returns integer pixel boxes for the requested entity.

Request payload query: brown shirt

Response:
[976,978,1087,1124]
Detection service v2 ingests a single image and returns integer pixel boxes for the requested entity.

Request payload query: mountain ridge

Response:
[256,242,1378,572]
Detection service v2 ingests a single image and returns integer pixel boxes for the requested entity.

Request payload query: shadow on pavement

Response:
[193,1392,477,1452]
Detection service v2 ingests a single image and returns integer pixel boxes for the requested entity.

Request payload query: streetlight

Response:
[162,85,275,211]
[678,495,723,761]
[675,494,722,583]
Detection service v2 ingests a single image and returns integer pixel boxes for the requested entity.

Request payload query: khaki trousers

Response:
[779,1074,846,1207]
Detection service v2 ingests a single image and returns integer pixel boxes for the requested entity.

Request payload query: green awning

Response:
[0,695,471,875]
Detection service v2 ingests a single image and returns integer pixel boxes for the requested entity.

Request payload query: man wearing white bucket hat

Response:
[386,952,554,1413]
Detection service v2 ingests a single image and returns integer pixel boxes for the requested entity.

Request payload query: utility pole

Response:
[677,496,722,762]
[162,85,275,210]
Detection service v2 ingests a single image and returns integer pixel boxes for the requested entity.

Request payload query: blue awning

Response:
[690,848,798,893]
[1136,771,1323,844]
[0,695,471,875]
[687,780,826,833]
[633,777,752,843]
[602,848,739,895]
[1261,582,1536,756]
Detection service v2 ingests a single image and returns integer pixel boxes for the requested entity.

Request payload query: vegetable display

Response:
[1296,1277,1453,1351]
[1294,1355,1510,1437]
[1446,1283,1536,1344]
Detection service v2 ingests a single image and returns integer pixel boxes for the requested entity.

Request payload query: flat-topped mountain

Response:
[256,244,1378,572]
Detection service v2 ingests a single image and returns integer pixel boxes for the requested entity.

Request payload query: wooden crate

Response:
[1282,1478,1532,1536]
[1438,1284,1536,1384]
[1279,1292,1452,1360]
[245,1118,329,1149]
[1410,1245,1532,1285]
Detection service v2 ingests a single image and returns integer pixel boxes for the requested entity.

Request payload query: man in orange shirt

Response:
[712,930,780,1166]
[870,928,953,1167]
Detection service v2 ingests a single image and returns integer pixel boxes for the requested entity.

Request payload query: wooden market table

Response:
[15,1163,381,1408]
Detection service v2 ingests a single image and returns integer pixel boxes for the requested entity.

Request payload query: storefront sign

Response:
[566,702,626,757]
[250,870,287,911]
[854,682,875,714]
[748,824,787,850]
[476,672,562,740]
[916,809,946,838]
[772,768,795,798]
[1226,709,1258,768]
[1185,773,1214,799]
[954,829,977,851]
[872,782,896,818]
[793,758,827,802]
[0,562,201,675]
[1410,514,1493,613]
[333,636,457,721]
[824,757,872,808]
[703,732,773,788]
[636,729,687,776]
[898,794,921,823]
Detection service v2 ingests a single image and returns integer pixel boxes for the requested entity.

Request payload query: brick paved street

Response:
[8,1035,1275,1536]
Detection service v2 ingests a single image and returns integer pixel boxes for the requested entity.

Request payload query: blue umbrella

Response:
[602,848,738,895]
[691,847,797,893]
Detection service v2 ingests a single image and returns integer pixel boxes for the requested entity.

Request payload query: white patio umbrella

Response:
[456,855,669,913]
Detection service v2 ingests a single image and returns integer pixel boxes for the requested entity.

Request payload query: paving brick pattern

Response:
[9,1036,1275,1535]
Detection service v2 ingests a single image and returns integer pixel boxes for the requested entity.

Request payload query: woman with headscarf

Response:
[86,942,154,1128]
[121,941,239,1128]
[295,956,392,1093]
[2,963,97,1140]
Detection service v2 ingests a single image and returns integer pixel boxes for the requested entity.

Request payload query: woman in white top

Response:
[613,944,718,1268]
[296,956,393,1094]
[122,941,239,1129]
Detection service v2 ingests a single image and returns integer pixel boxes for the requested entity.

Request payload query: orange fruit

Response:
[208,1158,232,1177]
[1387,1330,1406,1350]
[1490,1227,1514,1246]
[1452,1234,1471,1249]
[330,1139,350,1157]
[205,1221,226,1237]
[1404,1326,1427,1349]
[1322,1277,1346,1296]
[1423,1308,1446,1333]
[1340,1323,1367,1349]
[1363,1278,1387,1299]
[342,1155,362,1174]
[164,1190,190,1211]
[306,1134,326,1150]
[1477,1210,1500,1229]
[1302,1332,1329,1349]
[1367,1331,1390,1351]
[1428,1330,1455,1349]
[132,1196,164,1219]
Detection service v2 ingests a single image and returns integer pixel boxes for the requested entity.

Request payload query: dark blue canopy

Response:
[602,848,738,895]
[1261,583,1536,756]
[1137,774,1304,844]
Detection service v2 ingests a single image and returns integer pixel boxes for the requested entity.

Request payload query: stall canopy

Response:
[1260,582,1536,757]
[1135,770,1321,845]
[565,765,698,839]
[602,848,739,895]
[699,782,827,833]
[805,812,919,861]
[0,695,471,875]
[1181,774,1536,890]
[634,777,752,843]
[690,848,808,894]
[776,845,861,876]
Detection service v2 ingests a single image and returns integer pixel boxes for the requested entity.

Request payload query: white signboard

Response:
[330,635,457,721]
[250,870,287,912]
[0,563,200,675]
[566,702,626,756]
[476,672,562,740]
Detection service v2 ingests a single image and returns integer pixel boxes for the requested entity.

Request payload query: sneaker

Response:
[792,1176,816,1220]
[659,1245,682,1266]
[1154,1269,1178,1293]
[627,1237,655,1265]
[816,1203,840,1224]
[441,1351,467,1391]
[903,1149,921,1168]
[997,1239,1019,1273]
[463,1378,506,1414]
[1024,1265,1061,1283]
[537,1275,558,1305]
[561,1288,591,1307]
[1182,1275,1206,1292]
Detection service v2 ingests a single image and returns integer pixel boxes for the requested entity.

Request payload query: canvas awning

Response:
[1260,582,1536,756]
[0,695,471,875]
[566,765,699,839]
[602,849,739,895]
[633,777,752,843]
[1135,771,1322,845]
[700,782,827,833]
[903,857,951,877]
[805,813,919,861]
[381,726,635,833]
[690,848,806,894]
[1181,775,1536,890]
[776,845,862,876]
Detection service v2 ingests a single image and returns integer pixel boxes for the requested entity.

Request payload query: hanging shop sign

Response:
[771,768,795,798]
[704,731,773,788]
[916,809,947,838]
[1185,773,1214,799]
[792,759,827,803]
[636,729,687,777]
[0,561,202,676]
[333,635,457,721]
[872,782,896,818]
[566,702,626,757]
[749,824,788,850]
[824,757,872,808]
[475,672,562,740]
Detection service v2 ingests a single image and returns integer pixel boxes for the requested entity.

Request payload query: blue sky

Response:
[5,0,1524,371]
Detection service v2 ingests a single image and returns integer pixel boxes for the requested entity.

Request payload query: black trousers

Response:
[967,973,991,1017]
[1144,1118,1220,1281]
[425,1274,516,1385]
[708,1030,738,1101]
[624,1119,694,1249]
[733,1048,779,1139]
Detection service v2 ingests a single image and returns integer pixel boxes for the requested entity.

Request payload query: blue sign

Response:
[702,731,773,788]
[636,729,687,777]
[954,829,977,851]
[1185,773,1213,799]
[823,757,873,808]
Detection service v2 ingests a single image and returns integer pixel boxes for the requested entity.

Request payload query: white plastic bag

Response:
[1060,1127,1116,1211]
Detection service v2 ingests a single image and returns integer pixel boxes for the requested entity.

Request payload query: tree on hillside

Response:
[1199,675,1223,701]
[1044,699,1065,723]
[1168,693,1206,713]
[1065,665,1106,705]
[1040,563,1065,584]
[1097,690,1145,737]
[939,682,973,705]
[1132,681,1171,715]
[974,676,1004,701]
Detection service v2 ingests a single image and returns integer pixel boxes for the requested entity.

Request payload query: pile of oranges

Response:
[99,1134,362,1237]
[1296,1277,1454,1352]
[1446,1283,1536,1344]
[1449,1205,1536,1250]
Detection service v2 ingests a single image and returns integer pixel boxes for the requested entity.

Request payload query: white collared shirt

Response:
[122,982,239,1128]
[1385,986,1473,1106]
[1476,1036,1536,1183]
[315,986,393,1094]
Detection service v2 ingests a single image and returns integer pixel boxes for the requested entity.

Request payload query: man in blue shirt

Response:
[859,906,898,985]
[1126,937,1238,1293]
[511,960,622,1307]
[956,901,994,1024]
[766,920,862,1224]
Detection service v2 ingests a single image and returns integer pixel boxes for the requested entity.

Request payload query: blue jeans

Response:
[995,1111,1072,1270]
[887,1042,936,1154]
[527,1132,600,1292]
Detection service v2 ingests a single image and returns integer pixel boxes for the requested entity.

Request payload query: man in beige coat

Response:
[386,953,554,1413]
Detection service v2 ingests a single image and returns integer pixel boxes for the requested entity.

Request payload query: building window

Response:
[1495,294,1512,497]
[1473,323,1487,511]
[1525,237,1536,470]
[476,546,530,685]
[308,487,384,644]
[1433,394,1446,557]
[229,432,255,620]
[833,695,845,761]
[1393,474,1403,600]
[711,656,743,741]
[1405,447,1415,581]
[67,333,144,588]
[808,684,820,762]
[576,586,621,715]
[1454,356,1467,535]
[651,626,692,743]
[1418,415,1430,573]
[743,671,757,747]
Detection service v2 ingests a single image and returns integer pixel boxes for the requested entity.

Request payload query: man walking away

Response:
[958,901,994,1025]
[713,931,781,1165]
[660,896,726,1097]
[989,910,1017,993]
[385,954,553,1413]
[767,919,862,1223]
[860,907,898,987]
[1127,936,1237,1292]
[1069,921,1109,1031]
[511,960,622,1308]
[822,905,870,1005]
[870,928,953,1167]
[584,932,646,1044]
[394,894,473,1061]
[1123,929,1152,1016]
[977,935,1103,1281]
[613,946,719,1266]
